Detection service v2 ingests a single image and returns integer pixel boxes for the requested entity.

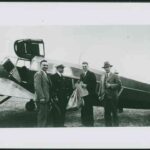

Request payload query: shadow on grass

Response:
[0,110,37,128]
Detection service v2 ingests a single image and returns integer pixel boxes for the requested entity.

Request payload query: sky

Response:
[1,25,150,83]
[0,3,150,83]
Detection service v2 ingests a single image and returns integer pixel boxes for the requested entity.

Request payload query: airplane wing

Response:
[0,78,34,99]
[119,86,150,109]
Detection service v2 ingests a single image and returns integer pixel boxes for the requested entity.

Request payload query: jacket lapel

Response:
[41,70,49,83]
[106,72,113,82]
[83,71,89,80]
[56,73,62,80]
[47,74,52,87]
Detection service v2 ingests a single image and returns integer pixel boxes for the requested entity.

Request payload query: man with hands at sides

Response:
[34,60,52,127]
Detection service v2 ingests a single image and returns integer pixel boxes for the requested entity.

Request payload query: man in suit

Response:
[101,61,122,127]
[80,61,97,127]
[51,64,71,127]
[34,59,52,127]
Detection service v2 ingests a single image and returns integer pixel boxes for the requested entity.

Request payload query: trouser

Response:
[104,97,119,127]
[52,98,68,127]
[37,102,49,127]
[81,95,94,127]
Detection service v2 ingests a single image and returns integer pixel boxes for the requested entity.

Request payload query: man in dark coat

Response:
[80,61,97,127]
[51,64,71,127]
[102,61,122,127]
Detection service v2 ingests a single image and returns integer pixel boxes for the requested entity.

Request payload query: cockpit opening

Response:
[14,39,45,60]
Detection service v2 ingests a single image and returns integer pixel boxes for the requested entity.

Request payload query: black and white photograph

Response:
[0,2,150,149]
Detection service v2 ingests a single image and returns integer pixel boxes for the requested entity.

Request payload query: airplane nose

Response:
[1,58,21,82]
[0,64,9,78]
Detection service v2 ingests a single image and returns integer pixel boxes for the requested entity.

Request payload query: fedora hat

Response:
[56,64,65,69]
[102,61,113,68]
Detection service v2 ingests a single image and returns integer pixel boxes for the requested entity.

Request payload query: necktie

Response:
[60,74,64,81]
[43,71,48,79]
[106,73,110,79]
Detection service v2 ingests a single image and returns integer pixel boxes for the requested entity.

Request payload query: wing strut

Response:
[0,96,11,105]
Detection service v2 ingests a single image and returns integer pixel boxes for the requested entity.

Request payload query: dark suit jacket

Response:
[51,73,71,100]
[34,70,52,103]
[80,71,97,95]
[104,72,122,100]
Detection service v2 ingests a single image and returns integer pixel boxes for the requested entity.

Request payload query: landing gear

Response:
[25,99,36,111]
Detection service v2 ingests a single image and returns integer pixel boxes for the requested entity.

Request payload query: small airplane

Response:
[0,39,150,112]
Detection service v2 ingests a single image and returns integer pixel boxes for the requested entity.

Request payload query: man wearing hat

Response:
[51,64,70,127]
[80,61,97,126]
[101,61,122,127]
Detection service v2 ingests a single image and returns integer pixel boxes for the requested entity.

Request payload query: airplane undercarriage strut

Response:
[0,96,11,105]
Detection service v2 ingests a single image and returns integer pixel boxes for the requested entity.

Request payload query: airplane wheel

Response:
[25,99,36,111]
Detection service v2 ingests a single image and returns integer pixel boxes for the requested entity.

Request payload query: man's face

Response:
[57,67,64,74]
[104,66,111,73]
[82,64,88,72]
[41,61,48,72]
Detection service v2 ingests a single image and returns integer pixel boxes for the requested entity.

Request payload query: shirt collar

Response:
[84,71,88,75]
[41,70,47,75]
[106,72,111,77]
[57,71,62,77]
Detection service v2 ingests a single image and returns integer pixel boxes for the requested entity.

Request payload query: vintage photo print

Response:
[0,2,149,149]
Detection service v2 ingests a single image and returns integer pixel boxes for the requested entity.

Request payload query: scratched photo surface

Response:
[0,2,150,149]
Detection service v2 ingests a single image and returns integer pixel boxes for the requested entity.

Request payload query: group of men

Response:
[34,60,69,127]
[34,59,122,127]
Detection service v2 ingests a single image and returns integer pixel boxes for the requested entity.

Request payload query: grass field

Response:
[0,97,150,127]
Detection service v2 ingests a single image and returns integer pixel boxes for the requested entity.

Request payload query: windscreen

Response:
[14,40,45,59]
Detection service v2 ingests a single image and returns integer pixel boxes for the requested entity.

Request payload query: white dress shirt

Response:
[57,71,63,77]
[106,72,111,78]
[42,70,47,76]
[83,71,88,77]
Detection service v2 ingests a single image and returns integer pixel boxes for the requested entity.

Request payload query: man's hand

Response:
[67,96,70,100]
[81,83,87,88]
[98,94,105,101]
[106,83,111,88]
[35,101,40,111]
[53,96,59,102]
[40,98,45,102]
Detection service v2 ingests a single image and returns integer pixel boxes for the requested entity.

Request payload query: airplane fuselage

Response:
[1,38,150,110]
[2,56,150,109]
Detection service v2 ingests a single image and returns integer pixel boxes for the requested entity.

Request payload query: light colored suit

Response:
[34,70,51,103]
[99,72,122,127]
[34,70,52,127]
[104,72,122,99]
[98,74,105,100]
[99,72,121,100]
